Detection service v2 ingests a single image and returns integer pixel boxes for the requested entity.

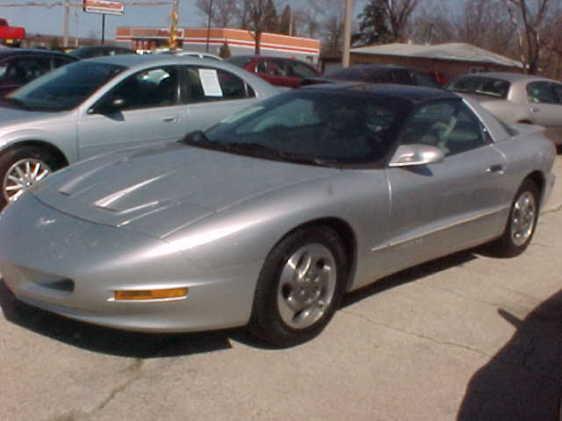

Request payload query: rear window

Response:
[449,76,510,99]
[326,66,387,83]
[227,57,252,68]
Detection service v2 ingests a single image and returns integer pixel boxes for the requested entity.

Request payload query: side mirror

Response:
[389,144,444,168]
[88,97,126,115]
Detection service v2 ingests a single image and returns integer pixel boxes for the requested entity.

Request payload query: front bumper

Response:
[0,194,261,333]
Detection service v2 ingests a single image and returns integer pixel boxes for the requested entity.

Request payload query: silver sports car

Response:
[0,54,277,208]
[0,84,556,346]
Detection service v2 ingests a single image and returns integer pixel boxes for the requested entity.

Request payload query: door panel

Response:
[77,65,184,159]
[381,145,510,274]
[372,100,513,276]
[77,105,186,159]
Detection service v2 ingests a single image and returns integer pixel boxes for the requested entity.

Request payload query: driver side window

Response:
[399,100,488,156]
[107,66,179,111]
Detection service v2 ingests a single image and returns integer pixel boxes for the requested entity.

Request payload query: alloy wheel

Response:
[3,158,50,203]
[276,243,337,330]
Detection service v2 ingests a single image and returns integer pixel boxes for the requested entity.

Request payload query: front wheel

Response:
[249,226,348,347]
[0,146,60,209]
[489,179,540,257]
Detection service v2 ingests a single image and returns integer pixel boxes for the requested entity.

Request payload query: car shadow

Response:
[0,280,233,359]
[457,291,562,421]
[342,250,478,308]
[233,250,480,350]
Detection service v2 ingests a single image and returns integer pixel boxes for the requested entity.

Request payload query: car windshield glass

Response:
[449,76,510,99]
[6,61,125,111]
[185,91,410,166]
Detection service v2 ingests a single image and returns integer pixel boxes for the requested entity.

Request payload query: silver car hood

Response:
[0,105,55,125]
[33,142,335,238]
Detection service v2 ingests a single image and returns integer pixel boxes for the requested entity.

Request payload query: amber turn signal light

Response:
[114,287,188,301]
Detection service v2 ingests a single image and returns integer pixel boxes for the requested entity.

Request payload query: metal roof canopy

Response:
[351,42,523,69]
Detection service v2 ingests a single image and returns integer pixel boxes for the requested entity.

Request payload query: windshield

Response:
[448,76,510,99]
[185,91,410,166]
[6,61,125,111]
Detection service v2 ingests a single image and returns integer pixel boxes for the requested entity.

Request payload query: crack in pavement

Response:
[95,359,145,413]
[48,359,146,421]
[340,309,491,358]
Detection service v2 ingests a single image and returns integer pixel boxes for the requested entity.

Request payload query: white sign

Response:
[199,69,223,97]
[83,0,124,16]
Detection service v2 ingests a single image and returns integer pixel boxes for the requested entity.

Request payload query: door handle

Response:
[162,116,178,123]
[529,107,539,113]
[486,164,505,174]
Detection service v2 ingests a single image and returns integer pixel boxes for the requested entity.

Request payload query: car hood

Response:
[0,104,55,125]
[33,142,336,238]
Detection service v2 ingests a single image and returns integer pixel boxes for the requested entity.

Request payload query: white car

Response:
[449,73,562,146]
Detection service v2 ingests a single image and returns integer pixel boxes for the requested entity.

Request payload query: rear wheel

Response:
[0,145,62,209]
[249,226,348,347]
[490,179,540,257]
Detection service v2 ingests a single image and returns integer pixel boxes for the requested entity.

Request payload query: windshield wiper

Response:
[180,134,338,167]
[3,97,30,110]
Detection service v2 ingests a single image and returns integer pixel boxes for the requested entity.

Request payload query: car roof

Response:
[335,63,410,72]
[228,54,313,63]
[0,48,74,58]
[457,72,556,84]
[87,53,224,68]
[304,82,457,103]
[73,45,132,51]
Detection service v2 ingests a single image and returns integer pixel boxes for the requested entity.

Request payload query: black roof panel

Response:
[303,82,457,103]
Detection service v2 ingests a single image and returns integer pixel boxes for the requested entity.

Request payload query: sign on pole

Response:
[83,0,125,16]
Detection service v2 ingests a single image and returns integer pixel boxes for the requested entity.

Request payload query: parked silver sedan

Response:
[0,85,555,346]
[449,72,562,145]
[0,54,278,208]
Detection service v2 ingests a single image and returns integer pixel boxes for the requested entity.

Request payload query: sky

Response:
[0,0,376,41]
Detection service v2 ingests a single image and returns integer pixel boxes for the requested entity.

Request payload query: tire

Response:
[489,179,540,258]
[0,145,62,209]
[249,226,348,347]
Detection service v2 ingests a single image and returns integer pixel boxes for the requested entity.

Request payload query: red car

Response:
[227,55,320,88]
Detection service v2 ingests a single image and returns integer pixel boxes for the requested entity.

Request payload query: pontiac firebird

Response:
[0,84,555,346]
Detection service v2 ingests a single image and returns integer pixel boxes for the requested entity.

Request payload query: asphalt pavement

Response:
[0,159,561,421]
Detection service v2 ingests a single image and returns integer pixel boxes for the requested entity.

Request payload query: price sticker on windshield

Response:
[199,69,223,97]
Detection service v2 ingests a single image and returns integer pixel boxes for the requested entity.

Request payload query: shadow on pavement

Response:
[458,291,562,421]
[0,280,233,358]
[342,250,478,308]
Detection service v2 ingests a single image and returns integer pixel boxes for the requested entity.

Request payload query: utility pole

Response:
[63,0,70,48]
[206,0,214,52]
[342,0,353,67]
[101,14,106,45]
[289,7,293,36]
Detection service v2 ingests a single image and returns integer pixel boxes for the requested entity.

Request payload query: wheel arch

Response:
[2,140,69,168]
[275,217,358,292]
[524,170,546,204]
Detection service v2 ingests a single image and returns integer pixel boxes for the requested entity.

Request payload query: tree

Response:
[196,0,241,28]
[279,5,292,35]
[219,41,232,58]
[411,0,517,52]
[506,0,552,74]
[382,0,420,41]
[356,0,420,44]
[356,0,393,46]
[245,0,279,54]
[323,15,344,54]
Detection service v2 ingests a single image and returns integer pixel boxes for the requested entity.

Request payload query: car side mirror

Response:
[389,144,444,168]
[88,97,126,115]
